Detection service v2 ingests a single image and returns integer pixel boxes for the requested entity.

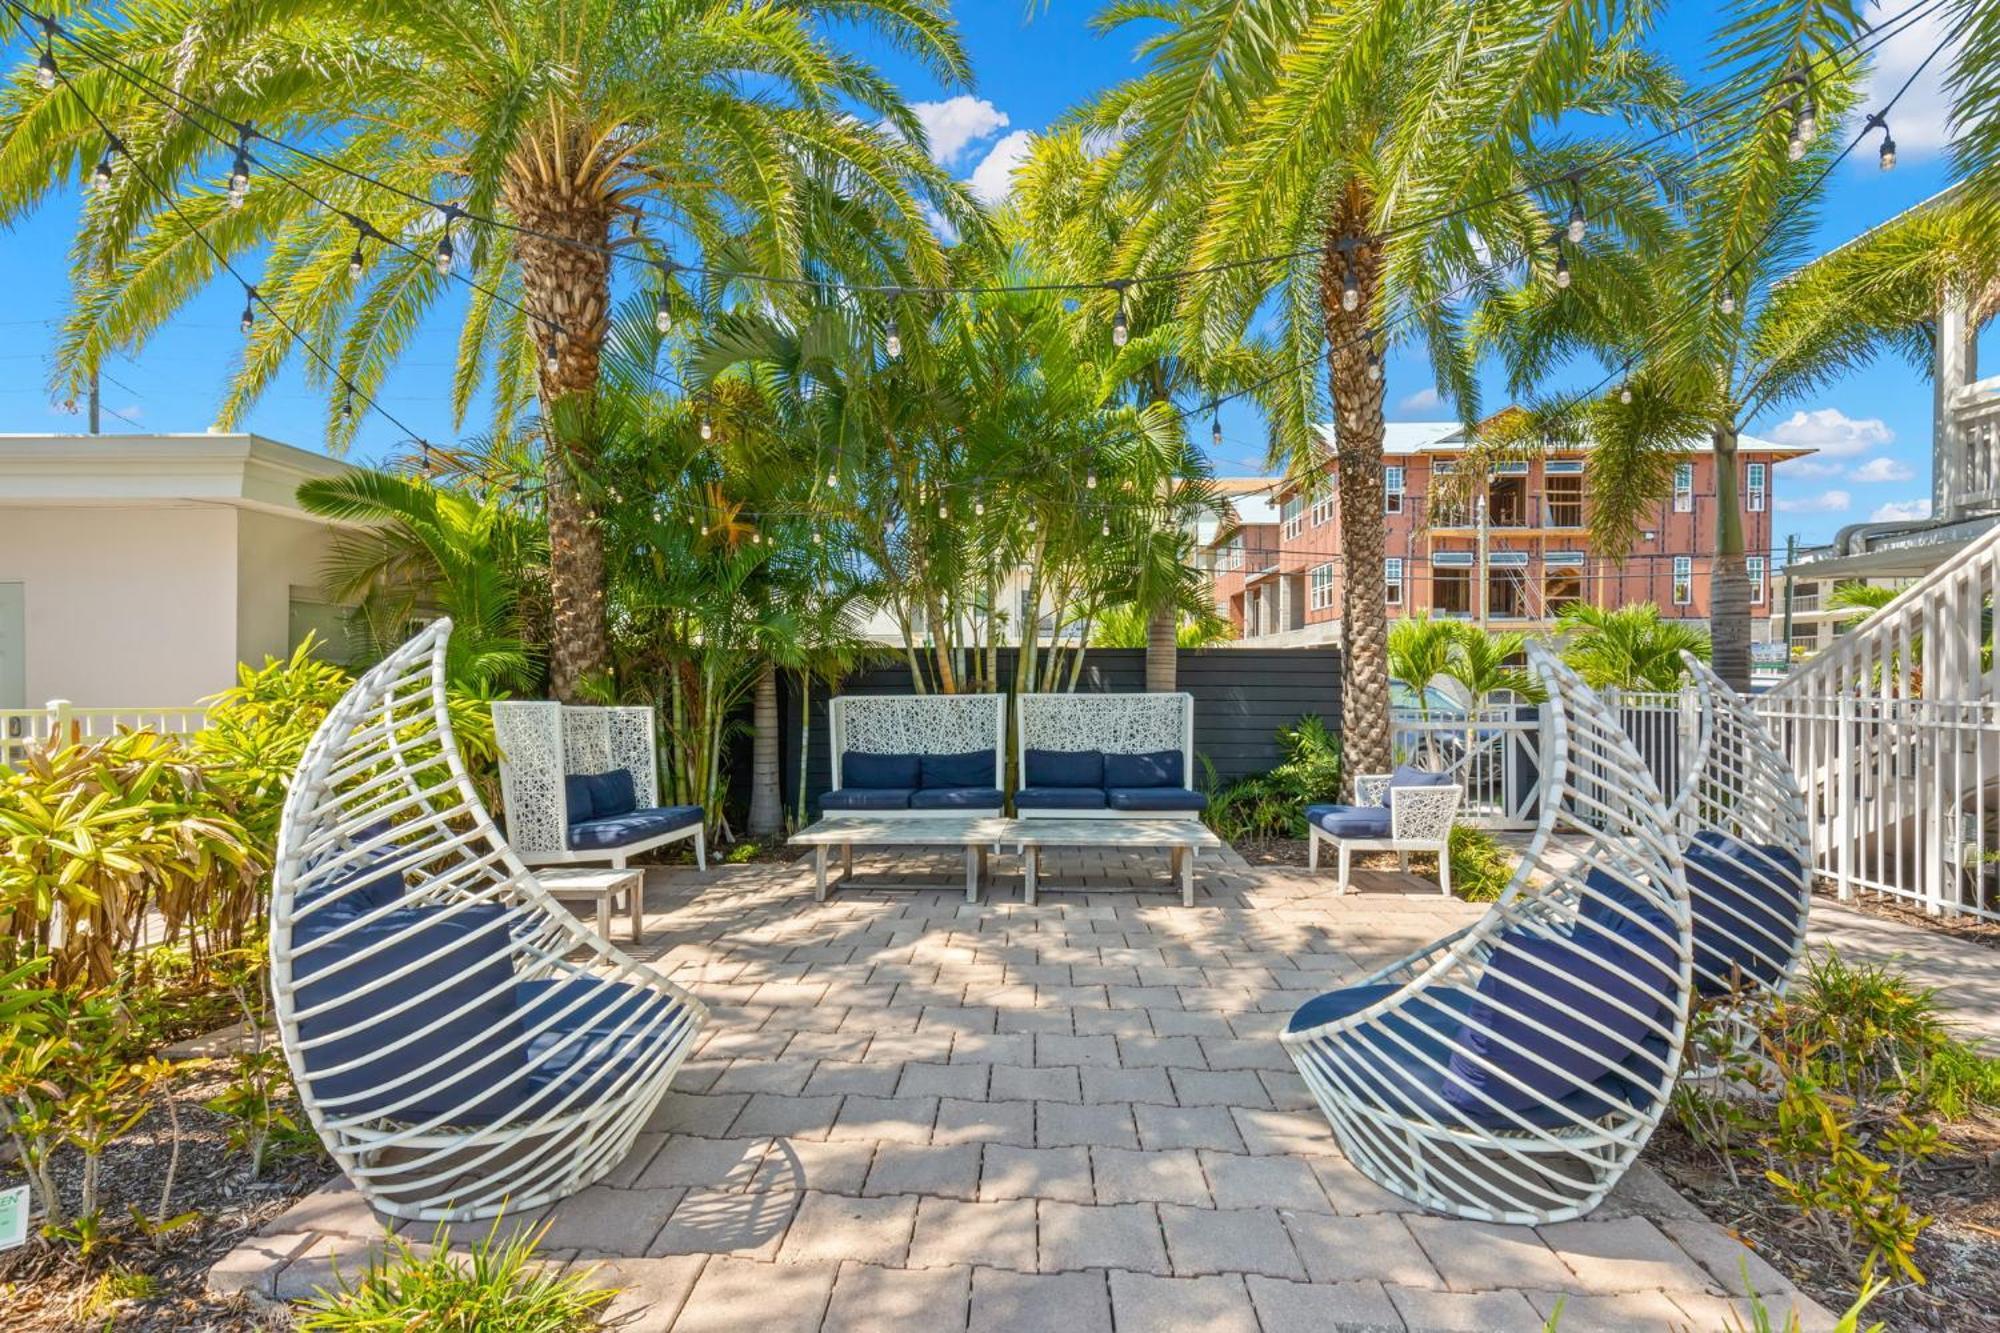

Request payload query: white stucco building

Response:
[0,432,360,711]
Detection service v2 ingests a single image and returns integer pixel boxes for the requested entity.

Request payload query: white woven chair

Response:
[824,693,1006,817]
[1281,643,1693,1224]
[271,620,708,1222]
[1014,692,1204,817]
[1307,772,1465,894]
[492,702,705,870]
[1670,654,1813,1000]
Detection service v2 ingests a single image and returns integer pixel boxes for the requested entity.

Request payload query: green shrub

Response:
[298,1221,614,1332]
[1446,825,1515,901]
[1203,716,1342,841]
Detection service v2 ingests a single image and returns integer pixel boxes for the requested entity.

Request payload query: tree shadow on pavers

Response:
[648,1142,806,1258]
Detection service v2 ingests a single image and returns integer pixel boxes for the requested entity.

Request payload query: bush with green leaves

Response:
[298,1221,613,1332]
[1202,716,1342,841]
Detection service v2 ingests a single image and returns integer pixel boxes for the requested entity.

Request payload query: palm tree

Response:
[295,469,543,691]
[1556,603,1712,692]
[1829,581,1897,626]
[1078,0,1667,784]
[1387,613,1460,722]
[0,0,971,699]
[1442,626,1543,711]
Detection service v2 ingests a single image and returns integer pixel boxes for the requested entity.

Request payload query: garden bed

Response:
[1651,1116,2000,1331]
[0,1063,333,1332]
[1822,889,2000,953]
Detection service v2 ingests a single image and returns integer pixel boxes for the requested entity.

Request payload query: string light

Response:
[1340,248,1359,313]
[885,288,903,359]
[434,208,456,274]
[227,126,251,208]
[811,530,822,544]
[1110,281,1130,348]
[1796,94,1818,145]
[1565,182,1587,244]
[239,285,256,334]
[974,497,985,517]
[1867,113,1896,170]
[699,413,713,442]
[1086,470,1097,490]
[34,41,54,89]
[1212,411,1223,449]
[1365,344,1382,384]
[825,469,838,489]
[1718,289,1736,316]
[542,339,560,375]
[1553,243,1572,290]
[90,136,117,191]
[654,260,674,334]
[1101,517,1110,537]
[340,388,354,423]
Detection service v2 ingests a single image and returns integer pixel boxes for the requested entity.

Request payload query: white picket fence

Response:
[0,699,209,768]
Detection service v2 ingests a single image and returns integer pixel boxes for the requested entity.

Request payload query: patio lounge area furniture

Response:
[1281,643,1693,1224]
[539,866,646,943]
[271,620,708,1222]
[791,814,1013,902]
[822,693,1006,816]
[1672,654,1813,1000]
[492,701,705,871]
[1305,766,1464,894]
[1014,691,1206,817]
[1011,817,1221,906]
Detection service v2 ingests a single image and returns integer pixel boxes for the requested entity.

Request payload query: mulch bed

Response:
[1650,1117,2000,1331]
[1822,889,2000,953]
[0,1063,335,1332]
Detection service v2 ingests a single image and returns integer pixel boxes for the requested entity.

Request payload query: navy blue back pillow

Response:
[921,750,993,789]
[1025,748,1104,788]
[844,751,921,789]
[1104,749,1182,789]
[585,769,637,819]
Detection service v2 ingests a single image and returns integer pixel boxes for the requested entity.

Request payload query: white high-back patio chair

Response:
[823,693,1006,816]
[1671,654,1813,1000]
[1281,644,1693,1224]
[492,701,705,869]
[271,620,707,1222]
[1014,691,1204,817]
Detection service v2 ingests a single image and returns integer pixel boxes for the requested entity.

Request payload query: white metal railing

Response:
[0,699,208,767]
[1390,706,1543,828]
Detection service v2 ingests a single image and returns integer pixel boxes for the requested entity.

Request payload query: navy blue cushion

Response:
[1025,748,1104,788]
[821,787,915,812]
[1310,804,1391,838]
[1104,749,1182,789]
[583,769,637,820]
[293,902,528,1123]
[1015,786,1108,811]
[909,786,1004,810]
[564,774,596,824]
[1686,831,1806,996]
[1445,898,1678,1119]
[921,750,994,789]
[1106,786,1208,813]
[567,805,704,850]
[513,977,697,1105]
[1386,764,1451,809]
[843,751,921,789]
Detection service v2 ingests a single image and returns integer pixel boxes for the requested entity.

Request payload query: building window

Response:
[1384,466,1405,514]
[1219,538,1242,572]
[1748,555,1766,604]
[1673,556,1693,605]
[1311,490,1336,527]
[1673,463,1694,513]
[1310,563,1336,611]
[1384,558,1403,606]
[1746,462,1767,512]
[1281,494,1304,540]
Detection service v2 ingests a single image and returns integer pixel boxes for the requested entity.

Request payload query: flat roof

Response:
[0,432,360,518]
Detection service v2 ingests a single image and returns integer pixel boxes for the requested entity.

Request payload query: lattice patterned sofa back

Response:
[1013,692,1204,818]
[492,702,704,868]
[824,693,1006,817]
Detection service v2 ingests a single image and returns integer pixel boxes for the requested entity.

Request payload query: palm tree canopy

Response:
[0,0,976,447]
[1556,602,1711,691]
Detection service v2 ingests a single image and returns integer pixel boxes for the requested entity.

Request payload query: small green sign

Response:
[0,1184,26,1251]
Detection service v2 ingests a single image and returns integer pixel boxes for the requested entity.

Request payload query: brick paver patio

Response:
[214,847,1840,1331]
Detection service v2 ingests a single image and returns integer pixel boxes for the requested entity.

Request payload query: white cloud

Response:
[1776,489,1852,514]
[1397,387,1442,414]
[909,96,1010,168]
[1871,497,1933,523]
[1766,408,1893,458]
[967,130,1035,205]
[1849,456,1915,483]
[1862,9,1964,158]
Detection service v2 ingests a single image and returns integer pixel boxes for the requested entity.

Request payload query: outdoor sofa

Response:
[820,693,1007,816]
[1013,691,1207,816]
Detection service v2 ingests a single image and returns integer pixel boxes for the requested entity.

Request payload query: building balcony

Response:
[1415,494,1587,533]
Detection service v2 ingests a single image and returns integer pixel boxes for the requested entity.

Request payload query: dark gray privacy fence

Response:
[772,647,1342,819]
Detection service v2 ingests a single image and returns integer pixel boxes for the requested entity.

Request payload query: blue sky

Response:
[0,0,1988,550]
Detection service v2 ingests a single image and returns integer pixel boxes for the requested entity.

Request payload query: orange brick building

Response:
[1203,421,1808,643]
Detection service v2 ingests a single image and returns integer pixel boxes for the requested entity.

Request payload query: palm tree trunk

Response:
[1710,424,1752,691]
[1146,607,1177,691]
[1321,191,1393,788]
[747,662,782,837]
[505,150,615,702]
[797,671,813,828]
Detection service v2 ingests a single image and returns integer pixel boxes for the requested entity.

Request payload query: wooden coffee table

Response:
[537,866,645,941]
[1011,819,1222,906]
[791,815,1015,903]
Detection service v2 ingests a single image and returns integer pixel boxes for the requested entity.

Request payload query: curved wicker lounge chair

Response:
[1281,643,1693,1224]
[270,620,708,1222]
[1670,654,1813,1000]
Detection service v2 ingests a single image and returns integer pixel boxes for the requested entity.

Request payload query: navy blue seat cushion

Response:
[298,845,407,913]
[822,787,915,812]
[1386,764,1452,808]
[1308,803,1391,838]
[921,750,994,789]
[293,901,528,1123]
[909,786,1005,810]
[564,774,596,823]
[1106,786,1208,813]
[1025,748,1104,788]
[583,769,637,820]
[1444,898,1678,1120]
[513,977,696,1105]
[1288,982,1668,1130]
[1015,786,1108,811]
[843,751,921,789]
[1104,749,1182,789]
[1686,831,1806,995]
[567,805,704,850]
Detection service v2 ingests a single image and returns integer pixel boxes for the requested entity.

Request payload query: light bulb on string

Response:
[1364,343,1382,384]
[1101,517,1110,537]
[1787,125,1806,162]
[811,530,822,545]
[1868,114,1896,170]
[36,46,56,90]
[1718,289,1736,316]
[543,340,560,376]
[1086,470,1097,490]
[340,389,355,424]
[91,138,118,192]
[1212,412,1223,449]
[699,413,713,442]
[974,497,985,517]
[239,286,257,335]
[1110,281,1130,348]
[654,261,675,334]
[1566,191,1587,245]
[348,242,365,280]
[1796,96,1817,144]
[1340,251,1359,312]
[885,288,903,359]
[227,129,252,208]
[1553,245,1571,290]
[825,469,838,489]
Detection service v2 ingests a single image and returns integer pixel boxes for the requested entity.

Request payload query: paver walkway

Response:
[215,848,1838,1331]
[1807,898,2000,1047]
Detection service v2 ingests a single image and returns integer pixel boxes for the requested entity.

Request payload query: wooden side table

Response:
[537,866,646,942]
